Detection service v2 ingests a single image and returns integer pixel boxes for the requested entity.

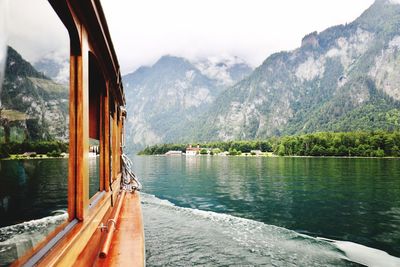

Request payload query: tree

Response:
[228,148,239,156]
[200,148,208,155]
[391,145,399,157]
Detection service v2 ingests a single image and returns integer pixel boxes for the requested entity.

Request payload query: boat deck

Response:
[95,192,145,267]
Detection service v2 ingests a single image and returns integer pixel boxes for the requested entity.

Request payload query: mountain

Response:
[0,46,69,142]
[34,52,69,85]
[123,55,252,151]
[192,0,400,141]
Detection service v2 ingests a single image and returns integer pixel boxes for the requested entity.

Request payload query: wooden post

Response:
[68,54,77,221]
[76,27,89,221]
[104,84,111,192]
[117,113,123,173]
[112,102,118,181]
[99,91,105,192]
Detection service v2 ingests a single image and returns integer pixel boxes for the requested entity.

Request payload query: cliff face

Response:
[0,47,69,142]
[192,0,400,141]
[301,31,319,48]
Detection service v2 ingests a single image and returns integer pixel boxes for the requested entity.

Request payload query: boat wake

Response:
[141,193,400,267]
[317,237,400,267]
[1,196,398,266]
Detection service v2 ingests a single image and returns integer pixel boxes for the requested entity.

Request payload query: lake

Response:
[0,155,399,266]
[134,156,400,266]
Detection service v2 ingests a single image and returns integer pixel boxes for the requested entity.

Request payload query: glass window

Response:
[88,52,105,199]
[0,0,69,264]
[89,138,100,198]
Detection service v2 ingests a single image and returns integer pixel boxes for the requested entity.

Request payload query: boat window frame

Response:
[13,0,126,264]
[88,51,108,202]
[8,1,77,265]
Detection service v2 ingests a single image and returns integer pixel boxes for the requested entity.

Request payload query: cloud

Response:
[101,0,374,74]
[5,0,375,76]
[7,0,69,63]
[0,0,8,87]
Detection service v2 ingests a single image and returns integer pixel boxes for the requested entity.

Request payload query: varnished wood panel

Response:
[95,192,145,267]
[117,117,122,174]
[99,191,126,258]
[112,104,118,181]
[76,27,90,221]
[104,85,110,192]
[68,54,77,221]
[99,91,105,192]
[73,204,113,267]
[36,176,121,267]
[37,204,107,266]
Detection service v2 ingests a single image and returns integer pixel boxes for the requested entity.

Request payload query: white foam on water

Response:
[318,237,400,267]
[336,241,400,267]
[141,193,400,266]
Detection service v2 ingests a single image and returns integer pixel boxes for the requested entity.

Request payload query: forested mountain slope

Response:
[192,0,400,141]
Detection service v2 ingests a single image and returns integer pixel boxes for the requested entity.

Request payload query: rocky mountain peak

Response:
[301,31,319,48]
[354,0,400,32]
[153,55,193,71]
[122,54,253,151]
[5,46,47,80]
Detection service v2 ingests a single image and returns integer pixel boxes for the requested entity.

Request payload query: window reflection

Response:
[89,138,100,198]
[88,52,105,199]
[0,0,69,264]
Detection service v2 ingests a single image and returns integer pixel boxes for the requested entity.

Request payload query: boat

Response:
[8,1,145,266]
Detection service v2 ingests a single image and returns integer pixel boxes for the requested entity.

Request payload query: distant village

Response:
[165,144,265,156]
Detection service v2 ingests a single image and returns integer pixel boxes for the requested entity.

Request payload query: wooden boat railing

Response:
[99,190,126,258]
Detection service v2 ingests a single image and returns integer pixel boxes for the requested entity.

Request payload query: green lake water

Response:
[131,156,400,261]
[1,156,400,266]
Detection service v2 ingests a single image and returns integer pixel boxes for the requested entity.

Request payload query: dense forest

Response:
[138,131,400,157]
[138,140,273,155]
[273,131,400,157]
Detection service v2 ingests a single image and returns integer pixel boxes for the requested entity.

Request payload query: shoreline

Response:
[138,153,400,159]
[0,154,69,161]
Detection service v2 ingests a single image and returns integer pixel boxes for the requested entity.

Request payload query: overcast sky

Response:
[102,0,375,74]
[7,0,69,63]
[8,0,375,75]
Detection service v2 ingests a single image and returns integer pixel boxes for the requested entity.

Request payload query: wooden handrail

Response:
[99,190,126,258]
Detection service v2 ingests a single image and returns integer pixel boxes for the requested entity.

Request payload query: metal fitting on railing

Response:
[98,219,117,232]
